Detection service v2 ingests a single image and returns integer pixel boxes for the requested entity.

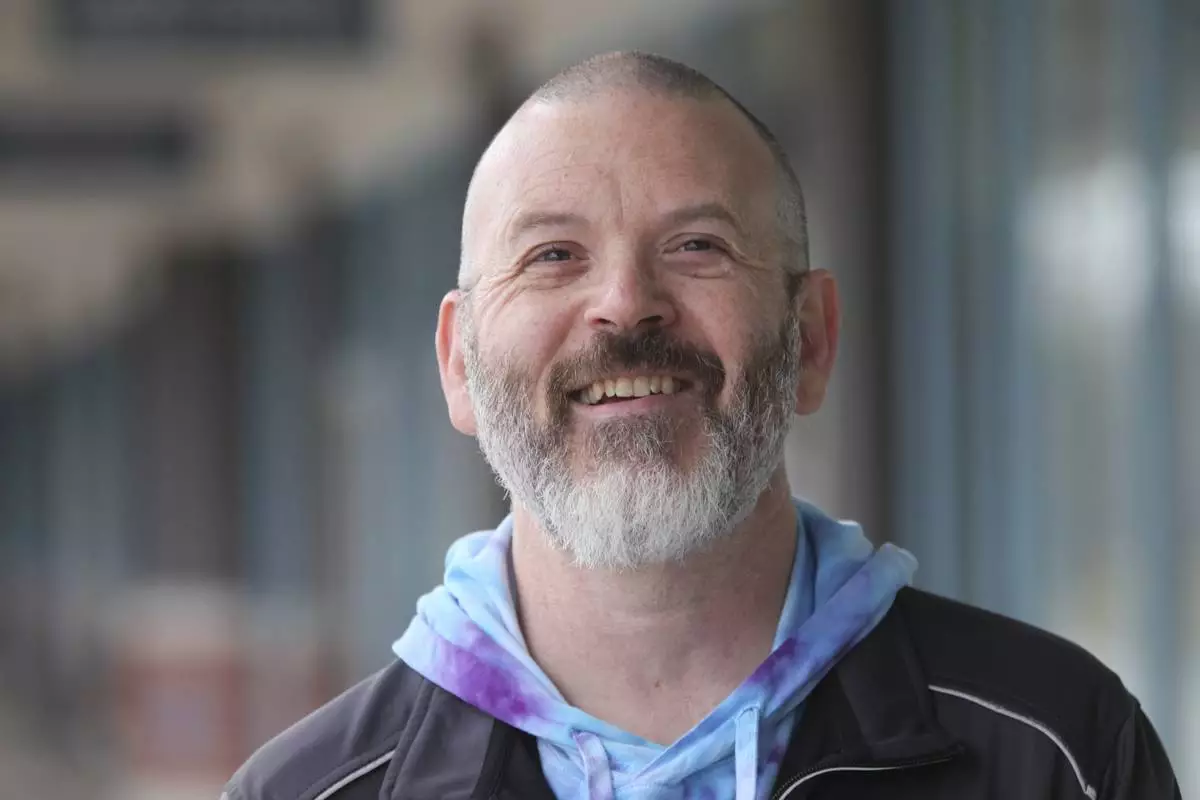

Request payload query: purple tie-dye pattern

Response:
[765,731,789,767]
[394,500,917,799]
[745,637,801,691]
[682,784,718,800]
[437,638,541,726]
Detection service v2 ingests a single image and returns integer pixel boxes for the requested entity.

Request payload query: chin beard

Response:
[463,313,801,571]
[531,413,770,570]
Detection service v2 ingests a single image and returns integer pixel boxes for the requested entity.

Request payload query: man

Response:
[225,52,1179,799]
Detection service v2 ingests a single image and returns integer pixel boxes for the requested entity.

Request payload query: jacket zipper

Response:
[770,753,957,800]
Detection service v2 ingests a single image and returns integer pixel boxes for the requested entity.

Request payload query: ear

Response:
[435,290,478,436]
[793,269,840,415]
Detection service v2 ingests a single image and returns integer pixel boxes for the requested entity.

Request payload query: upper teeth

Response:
[580,375,679,404]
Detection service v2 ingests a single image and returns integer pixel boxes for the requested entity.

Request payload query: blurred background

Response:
[0,0,1195,797]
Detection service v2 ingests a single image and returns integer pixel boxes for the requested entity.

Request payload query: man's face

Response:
[438,90,837,569]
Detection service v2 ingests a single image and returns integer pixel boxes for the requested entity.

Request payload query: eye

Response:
[530,246,575,263]
[520,244,588,286]
[674,237,727,255]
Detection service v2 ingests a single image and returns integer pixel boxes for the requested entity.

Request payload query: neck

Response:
[509,469,798,745]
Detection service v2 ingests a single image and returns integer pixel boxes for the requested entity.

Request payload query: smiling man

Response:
[225,52,1178,800]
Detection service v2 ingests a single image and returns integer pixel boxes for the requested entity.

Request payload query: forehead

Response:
[469,91,778,237]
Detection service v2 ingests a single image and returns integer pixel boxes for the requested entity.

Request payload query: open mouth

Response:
[571,375,692,406]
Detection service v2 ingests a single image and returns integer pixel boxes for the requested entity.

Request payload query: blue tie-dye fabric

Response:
[394,499,917,799]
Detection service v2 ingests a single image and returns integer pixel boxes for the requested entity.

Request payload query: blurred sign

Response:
[53,0,371,51]
[0,107,197,185]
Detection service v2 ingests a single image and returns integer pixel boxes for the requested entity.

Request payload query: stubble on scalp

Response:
[458,50,809,292]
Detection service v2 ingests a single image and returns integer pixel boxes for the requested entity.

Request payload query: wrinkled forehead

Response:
[464,91,779,252]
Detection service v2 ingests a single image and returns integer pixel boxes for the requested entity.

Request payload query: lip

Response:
[570,386,695,419]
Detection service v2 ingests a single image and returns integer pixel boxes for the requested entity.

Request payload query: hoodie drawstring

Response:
[734,707,761,800]
[577,712,761,800]
[574,730,616,800]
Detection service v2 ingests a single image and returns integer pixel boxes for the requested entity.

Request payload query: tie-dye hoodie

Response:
[394,499,916,800]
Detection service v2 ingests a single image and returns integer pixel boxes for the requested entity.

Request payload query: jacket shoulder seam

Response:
[929,683,1097,799]
[308,749,395,800]
[227,660,431,800]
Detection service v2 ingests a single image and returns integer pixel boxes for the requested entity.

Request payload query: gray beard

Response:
[462,314,802,571]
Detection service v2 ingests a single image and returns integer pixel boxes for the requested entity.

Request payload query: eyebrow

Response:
[505,202,748,245]
[659,202,749,240]
[506,210,589,244]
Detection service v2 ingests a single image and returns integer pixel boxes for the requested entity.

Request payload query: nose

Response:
[583,260,677,333]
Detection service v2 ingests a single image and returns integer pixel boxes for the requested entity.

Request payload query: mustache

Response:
[546,329,726,402]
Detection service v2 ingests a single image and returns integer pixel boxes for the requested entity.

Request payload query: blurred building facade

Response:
[0,1,1195,797]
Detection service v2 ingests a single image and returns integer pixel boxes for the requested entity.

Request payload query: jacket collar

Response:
[472,590,964,799]
[772,589,964,792]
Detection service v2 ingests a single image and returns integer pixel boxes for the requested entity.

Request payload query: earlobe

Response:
[793,270,840,415]
[435,291,479,436]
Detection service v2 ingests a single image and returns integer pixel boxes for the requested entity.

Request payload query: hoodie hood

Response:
[394,500,916,799]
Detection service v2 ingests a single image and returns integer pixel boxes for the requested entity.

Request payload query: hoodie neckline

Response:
[455,590,961,800]
[394,500,919,799]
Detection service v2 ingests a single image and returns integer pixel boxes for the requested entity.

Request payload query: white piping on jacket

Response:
[929,684,1098,799]
[237,686,1099,799]
[776,685,1099,799]
[313,750,395,800]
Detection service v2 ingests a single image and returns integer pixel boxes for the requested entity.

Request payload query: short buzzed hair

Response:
[531,52,808,277]
[460,51,809,289]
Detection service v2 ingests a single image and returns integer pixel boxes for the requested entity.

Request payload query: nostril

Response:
[592,315,663,330]
[586,308,673,332]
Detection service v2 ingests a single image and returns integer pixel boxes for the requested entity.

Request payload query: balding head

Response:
[459,51,808,290]
[532,50,739,102]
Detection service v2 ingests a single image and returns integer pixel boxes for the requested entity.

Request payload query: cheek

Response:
[677,274,771,333]
[480,299,572,369]
[683,294,764,371]
[478,318,574,416]
[715,324,785,404]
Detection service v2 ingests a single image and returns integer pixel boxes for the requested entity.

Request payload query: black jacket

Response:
[224,588,1179,799]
